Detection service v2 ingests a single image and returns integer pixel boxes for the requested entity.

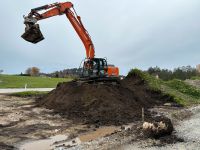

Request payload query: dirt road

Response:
[0,88,54,94]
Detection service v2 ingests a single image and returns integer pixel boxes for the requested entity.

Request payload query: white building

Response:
[196,64,200,73]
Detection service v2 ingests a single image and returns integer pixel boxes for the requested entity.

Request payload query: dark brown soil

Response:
[143,116,174,138]
[37,73,173,125]
[0,142,16,150]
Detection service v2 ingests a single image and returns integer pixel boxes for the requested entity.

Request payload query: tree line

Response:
[21,67,80,78]
[50,68,82,78]
[146,66,200,81]
[20,66,200,80]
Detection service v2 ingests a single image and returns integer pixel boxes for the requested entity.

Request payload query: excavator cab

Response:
[21,16,44,44]
[82,58,108,78]
[81,58,119,82]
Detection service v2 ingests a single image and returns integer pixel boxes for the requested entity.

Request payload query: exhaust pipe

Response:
[21,16,44,44]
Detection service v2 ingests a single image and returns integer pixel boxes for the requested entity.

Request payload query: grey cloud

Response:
[0,0,200,75]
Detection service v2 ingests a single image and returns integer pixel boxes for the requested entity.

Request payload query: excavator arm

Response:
[22,2,95,59]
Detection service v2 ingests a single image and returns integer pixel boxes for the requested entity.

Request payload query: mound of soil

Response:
[37,73,173,125]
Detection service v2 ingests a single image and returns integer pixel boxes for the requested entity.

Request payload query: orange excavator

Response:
[21,2,119,81]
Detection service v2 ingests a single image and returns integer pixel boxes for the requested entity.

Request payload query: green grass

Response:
[10,91,48,97]
[0,74,72,88]
[128,69,200,106]
[165,79,200,99]
[191,76,200,80]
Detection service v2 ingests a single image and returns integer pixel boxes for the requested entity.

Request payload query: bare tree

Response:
[26,67,40,76]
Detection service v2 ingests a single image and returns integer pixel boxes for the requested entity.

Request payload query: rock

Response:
[121,124,134,131]
[164,103,172,106]
[164,102,182,107]
[142,116,173,138]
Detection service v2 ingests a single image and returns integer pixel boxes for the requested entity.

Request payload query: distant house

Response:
[197,64,200,73]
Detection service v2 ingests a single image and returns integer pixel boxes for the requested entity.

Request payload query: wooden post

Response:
[142,107,144,122]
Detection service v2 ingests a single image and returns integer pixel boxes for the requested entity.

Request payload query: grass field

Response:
[0,74,72,88]
[10,91,49,97]
[129,69,200,106]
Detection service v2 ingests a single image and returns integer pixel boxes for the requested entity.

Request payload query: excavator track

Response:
[75,77,120,84]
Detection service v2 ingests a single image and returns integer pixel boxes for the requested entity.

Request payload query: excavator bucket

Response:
[21,24,44,44]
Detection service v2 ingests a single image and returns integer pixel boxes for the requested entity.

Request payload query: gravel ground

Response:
[0,95,90,150]
[1,94,200,150]
[36,106,200,150]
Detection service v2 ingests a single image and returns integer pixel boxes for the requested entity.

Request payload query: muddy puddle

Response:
[79,126,120,142]
[19,126,120,150]
[19,135,68,150]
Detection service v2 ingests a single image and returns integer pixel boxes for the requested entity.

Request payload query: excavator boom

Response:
[22,2,95,59]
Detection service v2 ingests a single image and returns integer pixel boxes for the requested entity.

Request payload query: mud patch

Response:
[0,142,16,150]
[0,95,78,149]
[79,126,120,142]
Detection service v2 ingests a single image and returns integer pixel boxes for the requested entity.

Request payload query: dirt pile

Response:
[37,73,173,125]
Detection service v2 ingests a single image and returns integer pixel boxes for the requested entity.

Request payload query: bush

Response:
[166,79,200,99]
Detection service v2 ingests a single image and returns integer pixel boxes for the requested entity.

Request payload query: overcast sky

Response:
[0,0,200,75]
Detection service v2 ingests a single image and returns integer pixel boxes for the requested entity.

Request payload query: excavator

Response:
[21,2,119,81]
